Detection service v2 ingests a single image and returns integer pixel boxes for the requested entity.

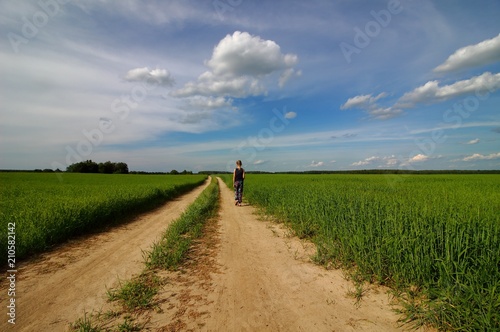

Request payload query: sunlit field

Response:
[0,173,206,262]
[222,173,500,330]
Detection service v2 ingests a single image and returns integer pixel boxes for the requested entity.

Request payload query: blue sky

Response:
[1,0,499,172]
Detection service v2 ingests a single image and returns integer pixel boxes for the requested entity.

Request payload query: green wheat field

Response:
[2,172,499,330]
[221,173,500,330]
[0,173,206,262]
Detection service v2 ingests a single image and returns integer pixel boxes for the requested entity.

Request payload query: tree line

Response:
[66,160,129,174]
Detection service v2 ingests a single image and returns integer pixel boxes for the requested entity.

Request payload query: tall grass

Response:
[0,173,207,262]
[221,174,500,330]
[146,176,219,270]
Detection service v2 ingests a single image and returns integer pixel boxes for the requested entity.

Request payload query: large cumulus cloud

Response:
[172,31,300,100]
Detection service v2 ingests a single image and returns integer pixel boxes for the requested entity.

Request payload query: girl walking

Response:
[233,160,245,206]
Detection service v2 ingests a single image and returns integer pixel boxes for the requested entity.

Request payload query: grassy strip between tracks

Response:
[145,176,219,270]
[71,176,219,331]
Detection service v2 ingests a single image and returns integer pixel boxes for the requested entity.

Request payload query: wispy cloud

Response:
[341,71,500,120]
[398,72,500,107]
[124,67,175,86]
[351,153,431,168]
[341,93,386,110]
[408,154,429,163]
[434,33,500,73]
[463,152,500,161]
[352,156,382,167]
[309,160,324,167]
[184,96,234,110]
[408,122,500,135]
[341,34,500,121]
[465,138,480,145]
[340,93,402,120]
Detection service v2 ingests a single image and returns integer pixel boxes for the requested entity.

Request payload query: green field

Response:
[3,172,499,329]
[222,173,500,330]
[0,173,206,262]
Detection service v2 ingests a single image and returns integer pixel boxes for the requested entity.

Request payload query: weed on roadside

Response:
[107,272,163,311]
[70,311,102,332]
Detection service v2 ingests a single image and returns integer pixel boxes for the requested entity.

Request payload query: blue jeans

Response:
[234,181,244,203]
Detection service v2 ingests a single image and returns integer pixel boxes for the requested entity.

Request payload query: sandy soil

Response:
[0,178,211,332]
[2,176,429,331]
[203,178,404,331]
[145,178,424,331]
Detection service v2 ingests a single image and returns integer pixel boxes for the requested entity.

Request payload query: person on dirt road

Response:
[233,160,245,206]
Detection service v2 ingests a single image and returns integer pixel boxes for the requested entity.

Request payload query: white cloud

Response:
[253,160,267,165]
[124,67,175,86]
[465,138,480,145]
[279,68,301,88]
[341,93,386,110]
[368,107,403,120]
[385,157,399,166]
[207,31,297,78]
[184,96,233,110]
[463,152,500,161]
[343,71,500,121]
[309,160,324,167]
[172,76,265,98]
[409,154,429,163]
[351,160,370,166]
[351,155,400,167]
[172,31,299,99]
[434,34,500,73]
[351,156,380,166]
[285,111,297,119]
[340,93,401,120]
[398,72,500,106]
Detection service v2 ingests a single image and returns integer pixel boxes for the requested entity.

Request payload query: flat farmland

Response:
[221,173,500,330]
[0,173,206,262]
[1,172,498,330]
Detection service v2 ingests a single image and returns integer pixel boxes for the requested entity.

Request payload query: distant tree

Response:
[87,160,99,173]
[67,160,127,174]
[114,162,129,174]
[98,161,115,174]
[67,160,98,173]
[170,169,179,175]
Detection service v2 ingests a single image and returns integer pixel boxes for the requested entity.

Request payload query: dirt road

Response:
[0,178,211,332]
[204,178,405,331]
[146,178,414,331]
[2,176,421,331]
